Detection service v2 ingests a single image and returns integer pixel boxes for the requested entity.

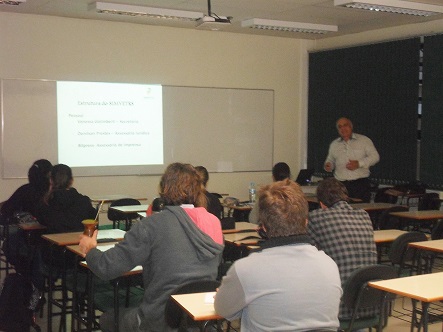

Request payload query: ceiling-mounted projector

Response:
[196,15,231,30]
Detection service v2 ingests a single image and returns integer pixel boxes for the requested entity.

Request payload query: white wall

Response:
[0,12,312,202]
[4,13,442,205]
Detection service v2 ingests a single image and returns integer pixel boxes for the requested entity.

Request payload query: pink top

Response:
[183,206,224,245]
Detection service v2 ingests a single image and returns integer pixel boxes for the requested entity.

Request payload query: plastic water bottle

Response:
[249,182,256,203]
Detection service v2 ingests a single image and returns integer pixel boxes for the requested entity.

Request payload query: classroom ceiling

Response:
[1,0,443,39]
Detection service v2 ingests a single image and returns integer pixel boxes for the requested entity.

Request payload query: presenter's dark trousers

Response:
[341,177,371,203]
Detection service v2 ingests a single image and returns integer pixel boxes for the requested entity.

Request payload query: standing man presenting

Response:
[324,117,379,202]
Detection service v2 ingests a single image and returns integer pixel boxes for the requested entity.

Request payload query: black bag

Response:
[0,273,34,332]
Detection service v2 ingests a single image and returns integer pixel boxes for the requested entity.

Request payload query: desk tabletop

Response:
[409,239,443,252]
[352,202,402,212]
[227,204,253,211]
[373,229,408,243]
[389,210,443,220]
[42,229,126,246]
[90,195,147,203]
[171,292,221,321]
[109,204,149,213]
[222,222,258,234]
[68,243,143,275]
[369,272,443,303]
[18,222,47,231]
[223,231,261,245]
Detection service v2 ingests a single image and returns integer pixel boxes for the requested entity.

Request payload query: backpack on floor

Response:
[0,273,34,332]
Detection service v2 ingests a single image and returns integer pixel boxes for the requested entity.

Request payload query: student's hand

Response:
[79,229,98,257]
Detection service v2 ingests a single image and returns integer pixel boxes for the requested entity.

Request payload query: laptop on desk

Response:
[295,169,315,185]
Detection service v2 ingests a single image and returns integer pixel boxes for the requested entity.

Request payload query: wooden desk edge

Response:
[368,281,443,303]
[171,293,222,321]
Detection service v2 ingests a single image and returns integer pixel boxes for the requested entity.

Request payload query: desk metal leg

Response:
[421,301,430,332]
[47,245,54,332]
[86,269,95,332]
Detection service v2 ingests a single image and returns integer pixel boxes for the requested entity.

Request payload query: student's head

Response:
[316,177,348,208]
[258,179,308,238]
[195,166,209,188]
[159,163,206,207]
[51,164,73,190]
[272,162,291,181]
[151,197,165,213]
[28,159,53,193]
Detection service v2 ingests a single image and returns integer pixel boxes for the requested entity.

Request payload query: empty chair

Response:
[339,264,398,332]
[431,219,443,240]
[388,231,428,276]
[417,193,441,211]
[107,198,141,230]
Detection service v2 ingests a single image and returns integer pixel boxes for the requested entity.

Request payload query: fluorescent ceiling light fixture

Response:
[0,0,25,5]
[241,18,338,34]
[334,0,443,16]
[90,2,204,21]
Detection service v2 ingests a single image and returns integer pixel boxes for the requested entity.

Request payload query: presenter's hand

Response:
[79,230,98,257]
[324,162,333,172]
[346,160,359,171]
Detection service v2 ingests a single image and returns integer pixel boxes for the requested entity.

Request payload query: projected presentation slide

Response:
[57,81,163,167]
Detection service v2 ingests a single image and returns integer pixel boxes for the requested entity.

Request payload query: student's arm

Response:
[214,264,246,321]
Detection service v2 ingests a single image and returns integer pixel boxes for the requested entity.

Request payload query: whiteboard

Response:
[1,79,274,178]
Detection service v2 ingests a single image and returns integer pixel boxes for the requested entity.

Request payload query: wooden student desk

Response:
[352,202,402,212]
[373,229,408,244]
[171,292,223,331]
[41,229,126,332]
[222,222,257,234]
[369,272,443,332]
[389,209,443,230]
[67,243,142,332]
[410,239,443,253]
[109,204,149,213]
[390,210,443,220]
[409,239,443,274]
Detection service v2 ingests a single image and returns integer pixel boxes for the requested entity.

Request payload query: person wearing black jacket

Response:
[0,159,52,224]
[37,164,96,233]
[195,165,223,219]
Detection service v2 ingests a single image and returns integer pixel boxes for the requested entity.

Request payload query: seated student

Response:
[79,163,224,332]
[215,179,342,332]
[145,197,165,216]
[0,159,52,224]
[195,165,223,219]
[37,164,96,233]
[307,177,377,319]
[248,162,291,224]
[1,159,52,294]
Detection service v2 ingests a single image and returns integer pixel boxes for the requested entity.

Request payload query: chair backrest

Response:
[107,198,141,222]
[431,219,443,240]
[376,206,408,230]
[418,193,441,211]
[388,231,428,270]
[342,265,397,310]
[165,279,220,328]
[374,187,398,204]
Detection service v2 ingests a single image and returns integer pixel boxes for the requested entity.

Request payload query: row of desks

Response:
[24,204,443,332]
